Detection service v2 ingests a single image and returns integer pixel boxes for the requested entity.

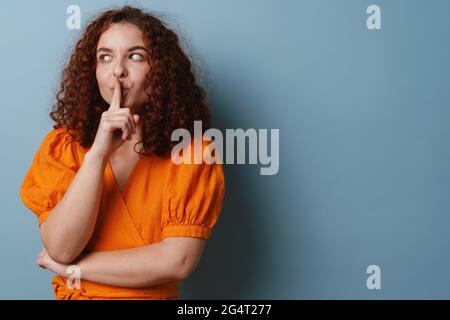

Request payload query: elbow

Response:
[174,256,197,281]
[158,238,205,282]
[45,246,77,265]
[40,222,79,264]
[40,231,77,265]
[51,252,77,265]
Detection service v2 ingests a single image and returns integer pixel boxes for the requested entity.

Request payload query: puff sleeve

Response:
[19,128,79,226]
[161,157,225,240]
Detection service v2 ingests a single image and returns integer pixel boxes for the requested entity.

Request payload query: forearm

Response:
[70,242,182,288]
[41,151,107,264]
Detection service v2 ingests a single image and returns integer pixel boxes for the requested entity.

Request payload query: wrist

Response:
[49,260,71,278]
[85,150,109,165]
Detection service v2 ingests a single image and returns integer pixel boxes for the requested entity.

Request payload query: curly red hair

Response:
[50,5,211,157]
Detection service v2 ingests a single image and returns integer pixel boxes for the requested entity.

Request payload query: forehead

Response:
[97,23,145,48]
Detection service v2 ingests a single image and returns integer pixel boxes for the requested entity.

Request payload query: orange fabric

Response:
[19,127,225,300]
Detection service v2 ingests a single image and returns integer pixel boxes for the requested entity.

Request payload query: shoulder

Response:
[166,138,225,190]
[42,127,73,147]
[37,127,81,169]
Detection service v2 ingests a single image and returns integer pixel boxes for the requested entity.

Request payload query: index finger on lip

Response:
[109,77,122,110]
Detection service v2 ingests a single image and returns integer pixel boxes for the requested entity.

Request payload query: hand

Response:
[36,248,70,277]
[89,76,140,159]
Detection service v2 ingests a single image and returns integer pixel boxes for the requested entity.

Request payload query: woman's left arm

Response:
[37,237,206,288]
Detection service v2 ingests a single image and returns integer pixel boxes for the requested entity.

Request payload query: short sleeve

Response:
[162,151,226,240]
[19,128,79,226]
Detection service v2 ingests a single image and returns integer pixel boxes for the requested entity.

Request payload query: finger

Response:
[36,258,45,268]
[133,114,140,131]
[111,109,135,134]
[106,115,133,137]
[120,121,132,141]
[108,119,132,140]
[133,114,140,125]
[108,77,122,111]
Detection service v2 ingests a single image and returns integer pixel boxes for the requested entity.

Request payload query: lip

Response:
[110,88,130,96]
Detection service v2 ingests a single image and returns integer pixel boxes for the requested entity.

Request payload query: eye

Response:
[130,53,144,61]
[98,54,112,62]
[97,53,144,62]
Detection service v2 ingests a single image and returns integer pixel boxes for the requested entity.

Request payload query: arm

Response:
[40,77,139,265]
[40,151,107,264]
[38,237,207,288]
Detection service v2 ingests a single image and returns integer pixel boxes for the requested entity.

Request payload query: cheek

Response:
[96,69,109,95]
[136,75,150,98]
[132,65,150,87]
[96,66,108,83]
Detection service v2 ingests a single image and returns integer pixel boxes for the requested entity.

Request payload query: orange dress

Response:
[19,127,225,300]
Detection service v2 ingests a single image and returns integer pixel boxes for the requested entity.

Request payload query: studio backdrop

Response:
[2,0,450,299]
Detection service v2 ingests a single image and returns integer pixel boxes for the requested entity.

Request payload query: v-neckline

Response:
[107,156,142,198]
[104,157,147,246]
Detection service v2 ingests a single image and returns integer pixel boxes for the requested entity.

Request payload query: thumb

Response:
[133,114,140,123]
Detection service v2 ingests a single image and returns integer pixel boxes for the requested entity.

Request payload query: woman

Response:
[19,6,225,300]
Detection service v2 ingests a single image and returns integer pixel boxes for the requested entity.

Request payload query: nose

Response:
[113,69,126,78]
[113,62,127,78]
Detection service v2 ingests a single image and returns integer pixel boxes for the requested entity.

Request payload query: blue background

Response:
[2,0,450,299]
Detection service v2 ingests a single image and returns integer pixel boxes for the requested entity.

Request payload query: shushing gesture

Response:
[89,77,140,159]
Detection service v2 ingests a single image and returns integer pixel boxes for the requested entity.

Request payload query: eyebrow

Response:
[96,46,148,53]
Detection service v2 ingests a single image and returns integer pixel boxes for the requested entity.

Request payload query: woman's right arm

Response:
[39,151,107,264]
[40,77,139,264]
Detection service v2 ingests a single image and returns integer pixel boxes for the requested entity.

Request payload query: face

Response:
[96,22,151,113]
